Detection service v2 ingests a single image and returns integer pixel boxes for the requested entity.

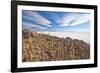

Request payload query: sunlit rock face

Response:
[22,29,90,62]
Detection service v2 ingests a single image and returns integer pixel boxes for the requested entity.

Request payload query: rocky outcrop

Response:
[22,29,90,62]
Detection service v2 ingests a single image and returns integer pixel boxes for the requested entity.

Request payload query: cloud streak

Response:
[59,13,90,27]
[60,13,78,26]
[23,11,52,27]
[70,14,90,26]
[23,21,47,30]
[22,10,90,32]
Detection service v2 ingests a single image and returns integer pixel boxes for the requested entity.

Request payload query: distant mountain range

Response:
[22,29,90,62]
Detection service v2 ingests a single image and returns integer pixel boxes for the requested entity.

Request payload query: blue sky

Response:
[22,10,90,32]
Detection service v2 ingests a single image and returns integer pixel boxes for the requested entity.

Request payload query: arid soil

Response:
[22,29,90,62]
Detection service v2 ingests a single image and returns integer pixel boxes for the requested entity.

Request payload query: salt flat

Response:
[37,32,90,44]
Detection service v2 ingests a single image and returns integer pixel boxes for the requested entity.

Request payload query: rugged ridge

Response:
[22,29,90,62]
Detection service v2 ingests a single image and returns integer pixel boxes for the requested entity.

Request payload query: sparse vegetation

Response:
[22,29,90,62]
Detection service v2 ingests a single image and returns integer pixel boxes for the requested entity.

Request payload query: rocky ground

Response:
[22,29,90,62]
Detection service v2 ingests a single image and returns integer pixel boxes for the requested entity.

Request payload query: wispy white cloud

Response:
[59,13,79,26]
[70,14,90,26]
[23,21,47,30]
[60,23,69,26]
[23,11,52,27]
[59,13,90,27]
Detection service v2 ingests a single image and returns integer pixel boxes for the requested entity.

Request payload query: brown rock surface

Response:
[22,29,90,62]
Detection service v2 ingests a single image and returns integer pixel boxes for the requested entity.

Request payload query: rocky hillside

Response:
[22,29,90,62]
